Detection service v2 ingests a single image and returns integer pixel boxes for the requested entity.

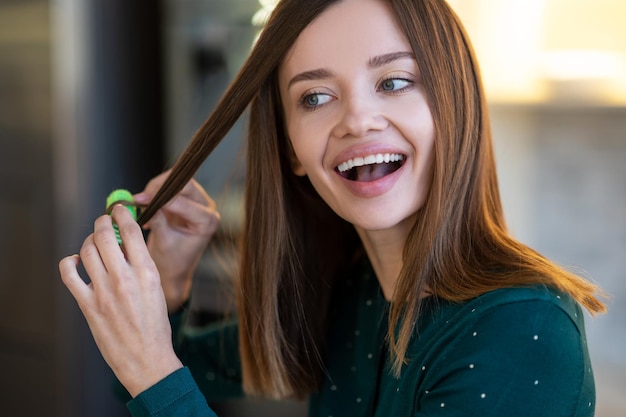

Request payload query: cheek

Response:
[396,104,435,156]
[284,111,307,171]
[287,119,329,172]
[287,126,306,164]
[398,102,436,189]
[287,126,319,177]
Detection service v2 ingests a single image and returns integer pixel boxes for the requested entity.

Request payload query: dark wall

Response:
[0,2,58,415]
[56,1,165,416]
[0,1,165,416]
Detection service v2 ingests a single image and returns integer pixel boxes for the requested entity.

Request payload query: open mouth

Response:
[336,153,406,182]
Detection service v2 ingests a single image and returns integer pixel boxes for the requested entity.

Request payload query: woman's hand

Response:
[59,205,183,397]
[134,172,220,313]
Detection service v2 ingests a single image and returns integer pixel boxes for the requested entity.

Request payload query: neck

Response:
[355,217,414,301]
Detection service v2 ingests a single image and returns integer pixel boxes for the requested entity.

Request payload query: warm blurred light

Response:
[251,9,271,27]
[252,0,279,27]
[542,50,624,81]
[448,0,626,106]
[259,0,279,7]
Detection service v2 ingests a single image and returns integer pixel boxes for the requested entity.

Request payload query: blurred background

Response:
[0,0,624,415]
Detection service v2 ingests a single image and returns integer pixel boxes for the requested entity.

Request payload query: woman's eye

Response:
[379,78,412,92]
[301,92,332,109]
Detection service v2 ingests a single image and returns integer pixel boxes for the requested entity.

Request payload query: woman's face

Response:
[278,0,435,233]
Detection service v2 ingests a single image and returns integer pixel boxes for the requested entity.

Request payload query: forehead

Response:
[279,0,411,76]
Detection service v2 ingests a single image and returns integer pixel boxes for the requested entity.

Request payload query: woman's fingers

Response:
[127,171,218,313]
[77,207,154,289]
[59,254,92,309]
[92,213,127,267]
[137,172,212,209]
[79,213,127,295]
[136,179,218,237]
[111,204,157,270]
[58,200,184,397]
[79,233,110,293]
[178,177,213,206]
[160,193,220,235]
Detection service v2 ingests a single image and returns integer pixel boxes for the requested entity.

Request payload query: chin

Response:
[349,211,418,234]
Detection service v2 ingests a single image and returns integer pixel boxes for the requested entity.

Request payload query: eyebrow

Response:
[287,68,334,89]
[367,51,415,68]
[287,51,416,89]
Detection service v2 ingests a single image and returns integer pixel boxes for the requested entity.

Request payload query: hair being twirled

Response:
[138,0,336,227]
[138,0,349,398]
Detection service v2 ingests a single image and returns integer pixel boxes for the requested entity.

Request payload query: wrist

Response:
[161,274,193,314]
[166,295,190,315]
[124,355,184,398]
[164,287,191,314]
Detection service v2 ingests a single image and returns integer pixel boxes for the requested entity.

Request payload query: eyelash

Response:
[299,91,327,110]
[378,76,414,93]
[297,76,415,111]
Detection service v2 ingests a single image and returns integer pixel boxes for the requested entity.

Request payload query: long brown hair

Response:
[386,0,606,376]
[138,0,606,399]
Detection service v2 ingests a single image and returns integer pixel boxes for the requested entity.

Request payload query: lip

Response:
[331,144,408,198]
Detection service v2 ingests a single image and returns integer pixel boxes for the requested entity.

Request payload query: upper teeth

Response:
[337,153,404,173]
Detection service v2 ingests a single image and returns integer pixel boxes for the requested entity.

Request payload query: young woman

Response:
[59,0,606,416]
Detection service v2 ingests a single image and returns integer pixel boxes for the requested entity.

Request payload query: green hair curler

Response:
[106,189,138,245]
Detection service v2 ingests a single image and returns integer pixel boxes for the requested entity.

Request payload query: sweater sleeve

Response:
[127,367,218,417]
[415,297,595,417]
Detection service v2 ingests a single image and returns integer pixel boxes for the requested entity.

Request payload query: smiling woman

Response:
[59,1,606,416]
[277,0,436,294]
[279,4,435,236]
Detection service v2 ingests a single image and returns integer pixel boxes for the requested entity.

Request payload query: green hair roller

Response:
[106,189,138,245]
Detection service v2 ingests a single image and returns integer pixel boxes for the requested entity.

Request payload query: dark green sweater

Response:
[127,262,596,417]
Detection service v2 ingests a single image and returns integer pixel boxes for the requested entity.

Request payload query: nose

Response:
[331,92,388,139]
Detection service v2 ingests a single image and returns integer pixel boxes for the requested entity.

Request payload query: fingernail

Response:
[133,193,149,203]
